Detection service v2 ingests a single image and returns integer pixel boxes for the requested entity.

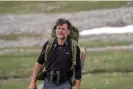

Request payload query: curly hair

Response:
[53,18,73,31]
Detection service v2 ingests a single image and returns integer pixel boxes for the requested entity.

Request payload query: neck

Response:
[57,38,67,45]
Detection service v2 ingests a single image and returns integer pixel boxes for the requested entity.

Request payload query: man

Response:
[29,18,81,89]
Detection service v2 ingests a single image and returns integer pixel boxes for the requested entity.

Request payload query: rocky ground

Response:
[1,6,133,89]
[0,6,133,49]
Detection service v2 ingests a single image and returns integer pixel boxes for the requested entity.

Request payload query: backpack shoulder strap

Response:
[44,37,56,66]
[70,39,78,86]
[71,39,77,69]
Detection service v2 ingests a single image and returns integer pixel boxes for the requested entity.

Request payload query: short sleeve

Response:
[37,41,48,65]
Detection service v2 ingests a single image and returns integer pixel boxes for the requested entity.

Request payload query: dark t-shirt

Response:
[37,39,81,80]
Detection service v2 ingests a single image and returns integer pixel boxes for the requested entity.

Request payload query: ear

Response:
[68,30,70,35]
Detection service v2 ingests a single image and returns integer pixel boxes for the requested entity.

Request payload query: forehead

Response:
[57,24,68,28]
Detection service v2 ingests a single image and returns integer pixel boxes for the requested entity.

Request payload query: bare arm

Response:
[31,62,43,83]
[29,62,43,89]
[75,80,81,89]
[29,42,48,89]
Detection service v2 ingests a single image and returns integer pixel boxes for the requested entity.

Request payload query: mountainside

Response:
[0,7,133,48]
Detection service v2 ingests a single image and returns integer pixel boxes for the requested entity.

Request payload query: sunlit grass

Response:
[0,1,128,14]
[83,50,133,73]
[1,73,133,89]
[80,73,133,89]
[0,33,41,40]
[0,47,133,89]
[79,40,133,47]
[0,79,30,89]
[0,52,39,78]
[1,49,133,78]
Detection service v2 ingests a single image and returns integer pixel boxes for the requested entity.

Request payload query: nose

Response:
[58,28,63,32]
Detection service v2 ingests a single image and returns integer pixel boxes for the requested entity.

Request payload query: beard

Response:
[58,35,65,39]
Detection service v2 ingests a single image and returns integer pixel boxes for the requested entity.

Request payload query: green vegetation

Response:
[80,73,133,89]
[0,33,41,40]
[79,40,133,47]
[0,49,133,89]
[0,79,43,89]
[0,1,128,14]
[0,79,30,89]
[84,50,133,73]
[0,52,39,78]
[0,46,41,50]
[1,50,133,78]
[1,34,133,89]
[1,73,133,89]
[0,1,132,89]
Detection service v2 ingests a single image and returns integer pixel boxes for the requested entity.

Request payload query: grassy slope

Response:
[83,50,133,73]
[0,33,41,40]
[80,73,133,89]
[0,47,133,89]
[0,79,30,89]
[0,52,39,78]
[79,40,133,47]
[0,1,128,14]
[0,1,132,89]
[1,50,133,78]
[1,73,133,89]
[0,79,43,89]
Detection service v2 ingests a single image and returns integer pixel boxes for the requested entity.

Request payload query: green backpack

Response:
[37,26,85,86]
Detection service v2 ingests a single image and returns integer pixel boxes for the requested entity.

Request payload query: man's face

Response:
[56,24,70,39]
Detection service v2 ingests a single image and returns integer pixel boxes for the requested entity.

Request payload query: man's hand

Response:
[75,79,80,89]
[29,81,37,89]
[29,62,43,89]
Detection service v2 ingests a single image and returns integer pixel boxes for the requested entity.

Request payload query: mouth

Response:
[58,33,63,36]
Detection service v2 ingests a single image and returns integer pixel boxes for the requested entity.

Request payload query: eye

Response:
[57,27,61,30]
[62,28,65,30]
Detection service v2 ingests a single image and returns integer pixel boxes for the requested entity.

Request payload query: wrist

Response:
[75,79,80,89]
[75,87,80,89]
[31,79,37,83]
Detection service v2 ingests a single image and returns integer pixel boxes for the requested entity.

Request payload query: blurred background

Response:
[0,1,133,89]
